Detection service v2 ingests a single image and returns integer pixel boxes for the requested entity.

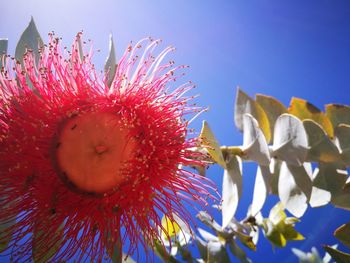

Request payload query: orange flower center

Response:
[56,112,135,194]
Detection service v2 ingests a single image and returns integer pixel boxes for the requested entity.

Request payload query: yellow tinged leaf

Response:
[326,104,350,128]
[161,215,181,239]
[303,120,341,163]
[265,224,287,247]
[256,94,287,141]
[269,202,286,225]
[238,235,256,251]
[278,223,304,241]
[199,121,226,168]
[235,88,271,143]
[288,97,334,138]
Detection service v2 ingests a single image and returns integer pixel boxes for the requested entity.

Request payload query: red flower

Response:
[0,34,214,261]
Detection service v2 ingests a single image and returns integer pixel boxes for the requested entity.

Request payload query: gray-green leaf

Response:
[104,34,117,88]
[242,114,270,166]
[272,114,308,166]
[0,38,8,68]
[15,17,43,65]
[222,154,242,228]
[278,162,312,217]
[251,165,272,215]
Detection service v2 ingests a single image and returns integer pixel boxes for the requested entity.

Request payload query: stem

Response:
[109,218,122,263]
[220,146,243,157]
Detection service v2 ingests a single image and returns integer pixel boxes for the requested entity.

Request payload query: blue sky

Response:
[1,0,350,262]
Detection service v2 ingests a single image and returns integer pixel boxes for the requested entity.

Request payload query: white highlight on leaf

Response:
[0,39,8,68]
[278,162,312,217]
[242,114,270,166]
[272,114,308,166]
[222,154,242,228]
[251,165,272,216]
[198,228,219,242]
[104,34,117,88]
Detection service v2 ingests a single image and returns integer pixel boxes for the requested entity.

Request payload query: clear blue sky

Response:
[1,0,350,262]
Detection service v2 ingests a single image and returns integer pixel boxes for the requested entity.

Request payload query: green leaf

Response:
[104,34,117,88]
[207,241,230,263]
[195,236,208,261]
[0,219,14,253]
[256,94,287,141]
[312,163,350,210]
[222,154,242,228]
[161,215,181,240]
[277,223,304,241]
[154,240,180,263]
[15,17,43,65]
[198,227,220,242]
[197,212,227,239]
[303,120,341,164]
[313,163,347,196]
[270,159,282,196]
[76,33,84,61]
[334,124,350,166]
[289,97,334,138]
[268,202,286,225]
[263,219,286,247]
[262,203,304,248]
[309,186,331,208]
[251,165,272,216]
[199,121,226,168]
[241,114,270,166]
[107,229,122,263]
[32,221,63,263]
[0,39,7,55]
[235,231,256,251]
[323,245,350,263]
[334,222,350,248]
[272,114,308,166]
[235,87,271,143]
[292,247,324,263]
[332,195,350,211]
[0,38,8,68]
[278,163,312,218]
[229,240,252,263]
[326,104,350,128]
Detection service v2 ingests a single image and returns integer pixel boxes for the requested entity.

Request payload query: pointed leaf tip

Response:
[15,17,43,65]
[323,246,350,263]
[199,121,226,168]
[105,34,117,88]
[234,87,271,142]
[334,222,350,248]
